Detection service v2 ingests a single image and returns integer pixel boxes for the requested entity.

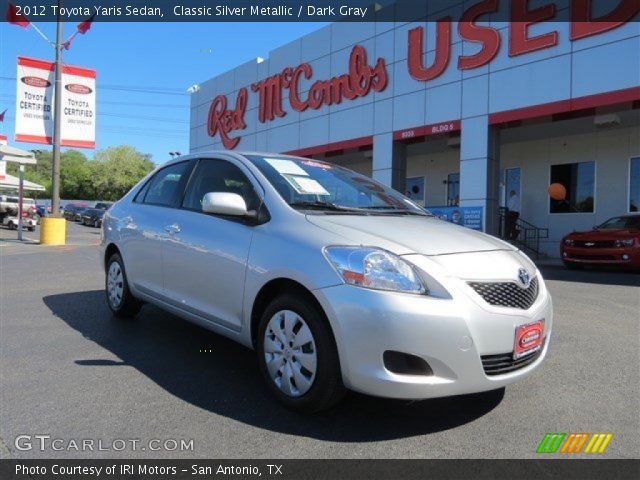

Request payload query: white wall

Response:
[398,125,640,257]
[406,149,459,206]
[501,125,640,257]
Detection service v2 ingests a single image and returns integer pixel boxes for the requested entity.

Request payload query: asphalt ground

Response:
[1,222,638,459]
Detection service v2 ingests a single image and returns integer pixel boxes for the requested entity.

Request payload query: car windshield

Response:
[598,216,640,229]
[246,155,428,215]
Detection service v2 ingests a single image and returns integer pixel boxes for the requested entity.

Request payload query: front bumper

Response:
[561,246,640,267]
[314,273,552,400]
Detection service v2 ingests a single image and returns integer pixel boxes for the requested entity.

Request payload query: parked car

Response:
[81,208,106,227]
[101,153,552,412]
[2,211,37,231]
[0,195,36,217]
[35,204,52,217]
[63,204,85,221]
[94,202,113,210]
[561,214,640,269]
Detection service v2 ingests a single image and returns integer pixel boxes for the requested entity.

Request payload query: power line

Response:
[0,93,188,109]
[1,113,188,125]
[0,76,189,96]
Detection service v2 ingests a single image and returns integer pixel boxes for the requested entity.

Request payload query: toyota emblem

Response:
[518,268,531,288]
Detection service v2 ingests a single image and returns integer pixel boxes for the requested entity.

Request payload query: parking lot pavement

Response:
[0,220,101,253]
[1,243,638,459]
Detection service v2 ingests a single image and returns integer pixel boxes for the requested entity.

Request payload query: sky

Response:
[0,21,327,164]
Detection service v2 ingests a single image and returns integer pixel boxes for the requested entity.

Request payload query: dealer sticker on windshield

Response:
[513,320,544,360]
[283,175,330,195]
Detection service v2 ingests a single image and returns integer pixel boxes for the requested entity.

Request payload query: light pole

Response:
[51,0,63,217]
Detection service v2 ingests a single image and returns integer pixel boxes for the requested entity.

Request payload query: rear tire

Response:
[257,293,345,413]
[106,253,141,318]
[8,221,15,230]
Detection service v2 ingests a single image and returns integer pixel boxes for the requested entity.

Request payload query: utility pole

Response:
[51,0,63,217]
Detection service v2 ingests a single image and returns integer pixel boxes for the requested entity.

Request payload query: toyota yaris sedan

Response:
[101,152,552,412]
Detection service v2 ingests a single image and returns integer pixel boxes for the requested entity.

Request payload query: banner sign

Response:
[427,206,484,231]
[0,134,6,180]
[15,57,96,149]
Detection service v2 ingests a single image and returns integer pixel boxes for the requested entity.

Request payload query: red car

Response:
[561,215,640,269]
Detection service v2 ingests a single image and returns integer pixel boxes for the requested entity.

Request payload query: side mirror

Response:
[202,192,249,217]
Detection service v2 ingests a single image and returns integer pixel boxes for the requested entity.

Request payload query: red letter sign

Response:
[458,0,501,70]
[207,88,247,149]
[408,20,451,81]
[509,0,558,56]
[570,0,639,41]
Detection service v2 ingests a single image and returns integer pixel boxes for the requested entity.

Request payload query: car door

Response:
[119,160,195,299]
[161,158,263,331]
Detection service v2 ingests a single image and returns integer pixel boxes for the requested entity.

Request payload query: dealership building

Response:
[189,2,640,258]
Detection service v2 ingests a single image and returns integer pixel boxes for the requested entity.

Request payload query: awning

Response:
[0,173,45,191]
[0,144,37,164]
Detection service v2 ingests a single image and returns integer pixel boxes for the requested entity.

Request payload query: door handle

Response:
[164,223,181,234]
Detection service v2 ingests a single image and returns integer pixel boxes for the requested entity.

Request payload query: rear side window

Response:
[141,161,191,207]
[182,159,260,212]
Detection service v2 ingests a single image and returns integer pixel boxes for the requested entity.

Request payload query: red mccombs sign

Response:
[208,45,387,149]
[207,0,638,149]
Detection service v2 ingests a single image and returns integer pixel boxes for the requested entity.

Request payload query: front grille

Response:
[574,240,615,248]
[481,340,544,376]
[468,277,538,309]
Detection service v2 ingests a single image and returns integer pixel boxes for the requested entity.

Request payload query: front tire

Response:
[106,253,141,318]
[257,293,345,413]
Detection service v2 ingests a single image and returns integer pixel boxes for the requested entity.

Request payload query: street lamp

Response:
[169,151,182,158]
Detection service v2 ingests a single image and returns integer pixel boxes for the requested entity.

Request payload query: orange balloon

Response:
[548,183,566,201]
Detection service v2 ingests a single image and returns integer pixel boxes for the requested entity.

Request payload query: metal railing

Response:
[498,207,549,259]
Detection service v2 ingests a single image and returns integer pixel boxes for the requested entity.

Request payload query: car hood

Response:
[567,229,639,239]
[306,214,514,256]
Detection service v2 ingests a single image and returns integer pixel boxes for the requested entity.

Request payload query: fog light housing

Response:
[383,351,433,376]
[563,252,568,257]
[622,254,629,260]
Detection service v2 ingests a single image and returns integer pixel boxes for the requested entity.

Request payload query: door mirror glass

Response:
[202,192,248,216]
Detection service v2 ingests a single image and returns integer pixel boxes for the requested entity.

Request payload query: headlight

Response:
[323,246,427,294]
[615,239,634,247]
[564,239,574,246]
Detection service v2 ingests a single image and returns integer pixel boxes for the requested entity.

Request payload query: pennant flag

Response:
[77,14,95,34]
[6,2,29,28]
[0,109,6,122]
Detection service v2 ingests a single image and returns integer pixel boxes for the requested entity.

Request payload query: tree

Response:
[6,145,154,201]
[90,146,155,201]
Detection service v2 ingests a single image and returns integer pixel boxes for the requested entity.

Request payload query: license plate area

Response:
[513,320,544,360]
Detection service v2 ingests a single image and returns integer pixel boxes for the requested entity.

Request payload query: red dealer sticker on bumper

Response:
[514,320,544,360]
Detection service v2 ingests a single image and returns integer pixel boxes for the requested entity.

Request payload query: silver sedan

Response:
[101,152,552,412]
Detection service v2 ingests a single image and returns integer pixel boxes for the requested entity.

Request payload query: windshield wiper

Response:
[360,206,429,216]
[289,201,368,213]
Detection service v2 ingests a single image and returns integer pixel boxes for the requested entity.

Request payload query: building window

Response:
[630,157,640,213]
[405,176,425,204]
[447,173,459,206]
[549,161,595,213]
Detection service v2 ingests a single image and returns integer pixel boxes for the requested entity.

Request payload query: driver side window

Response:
[182,159,259,212]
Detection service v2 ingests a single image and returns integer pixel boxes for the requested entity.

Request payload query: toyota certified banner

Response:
[15,56,96,149]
